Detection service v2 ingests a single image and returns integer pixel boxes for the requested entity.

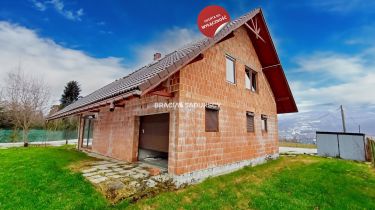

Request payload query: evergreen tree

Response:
[60,81,81,108]
[0,105,13,128]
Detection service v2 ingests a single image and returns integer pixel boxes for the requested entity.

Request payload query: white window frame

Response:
[245,68,251,90]
[226,55,236,84]
[245,66,257,92]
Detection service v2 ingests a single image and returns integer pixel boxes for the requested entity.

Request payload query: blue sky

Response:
[1,0,371,64]
[0,0,374,137]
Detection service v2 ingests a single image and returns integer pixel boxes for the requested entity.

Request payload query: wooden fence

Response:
[369,138,375,167]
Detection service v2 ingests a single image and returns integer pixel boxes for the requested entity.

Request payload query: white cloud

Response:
[344,38,365,45]
[97,21,106,26]
[0,22,203,108]
[99,30,113,35]
[31,0,47,11]
[49,0,83,21]
[0,21,129,105]
[290,48,375,112]
[293,74,375,107]
[31,0,84,21]
[132,27,202,67]
[294,53,366,81]
[290,48,375,111]
[280,47,375,137]
[307,0,375,13]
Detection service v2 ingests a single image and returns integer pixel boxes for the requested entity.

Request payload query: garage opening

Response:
[138,113,169,169]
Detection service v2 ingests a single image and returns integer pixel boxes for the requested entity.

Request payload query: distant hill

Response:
[278,109,370,144]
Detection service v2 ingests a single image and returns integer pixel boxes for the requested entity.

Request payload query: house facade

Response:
[48,8,297,183]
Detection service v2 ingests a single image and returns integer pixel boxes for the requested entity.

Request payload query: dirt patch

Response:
[72,158,181,204]
[68,159,98,172]
[96,172,179,204]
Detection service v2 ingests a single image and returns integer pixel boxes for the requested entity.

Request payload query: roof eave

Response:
[249,9,298,114]
[46,89,142,121]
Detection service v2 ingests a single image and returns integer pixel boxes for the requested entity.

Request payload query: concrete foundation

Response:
[172,153,279,186]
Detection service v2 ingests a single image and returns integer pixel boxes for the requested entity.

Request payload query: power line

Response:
[299,106,347,132]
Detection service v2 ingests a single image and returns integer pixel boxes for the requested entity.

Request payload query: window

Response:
[226,55,235,84]
[245,69,251,90]
[82,115,95,148]
[246,112,255,132]
[245,67,257,92]
[261,115,267,132]
[205,104,219,132]
[251,71,257,91]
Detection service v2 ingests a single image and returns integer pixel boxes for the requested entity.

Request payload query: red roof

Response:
[248,10,298,113]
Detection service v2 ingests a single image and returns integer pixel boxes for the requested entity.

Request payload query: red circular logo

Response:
[197,5,230,38]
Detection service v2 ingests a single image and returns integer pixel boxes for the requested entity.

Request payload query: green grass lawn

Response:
[0,146,374,210]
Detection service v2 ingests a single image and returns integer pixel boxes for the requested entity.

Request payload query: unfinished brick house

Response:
[48,8,297,183]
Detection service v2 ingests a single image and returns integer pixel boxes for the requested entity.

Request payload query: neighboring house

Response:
[48,8,297,183]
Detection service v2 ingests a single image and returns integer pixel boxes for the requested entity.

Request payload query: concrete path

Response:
[80,157,174,202]
[279,147,317,155]
[0,139,77,148]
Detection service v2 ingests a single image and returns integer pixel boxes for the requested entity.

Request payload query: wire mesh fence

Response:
[0,129,78,143]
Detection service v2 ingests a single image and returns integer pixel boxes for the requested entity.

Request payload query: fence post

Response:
[371,139,375,167]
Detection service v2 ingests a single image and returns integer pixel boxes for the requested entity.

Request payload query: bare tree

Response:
[3,69,49,146]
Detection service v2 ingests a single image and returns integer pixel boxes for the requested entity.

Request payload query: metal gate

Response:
[316,131,366,161]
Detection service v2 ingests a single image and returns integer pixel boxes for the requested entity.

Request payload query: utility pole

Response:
[358,125,361,133]
[340,105,346,133]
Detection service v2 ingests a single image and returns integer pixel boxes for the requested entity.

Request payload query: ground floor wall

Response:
[76,82,278,178]
[79,94,179,170]
[77,96,278,177]
[171,104,278,175]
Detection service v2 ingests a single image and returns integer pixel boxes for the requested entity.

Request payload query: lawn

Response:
[0,146,374,210]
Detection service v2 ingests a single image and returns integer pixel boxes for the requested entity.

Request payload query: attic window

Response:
[245,67,257,92]
[205,104,219,132]
[226,55,236,84]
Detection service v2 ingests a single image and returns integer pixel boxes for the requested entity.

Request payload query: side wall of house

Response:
[90,73,180,164]
[173,26,278,176]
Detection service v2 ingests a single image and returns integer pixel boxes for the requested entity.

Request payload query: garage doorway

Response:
[138,113,169,169]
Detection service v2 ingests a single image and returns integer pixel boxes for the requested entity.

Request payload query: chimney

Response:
[153,52,161,61]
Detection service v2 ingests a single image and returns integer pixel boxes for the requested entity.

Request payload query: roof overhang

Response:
[245,9,298,113]
[47,90,141,120]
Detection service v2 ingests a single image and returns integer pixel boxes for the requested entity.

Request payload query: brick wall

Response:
[173,26,278,175]
[82,26,278,176]
[89,79,180,163]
